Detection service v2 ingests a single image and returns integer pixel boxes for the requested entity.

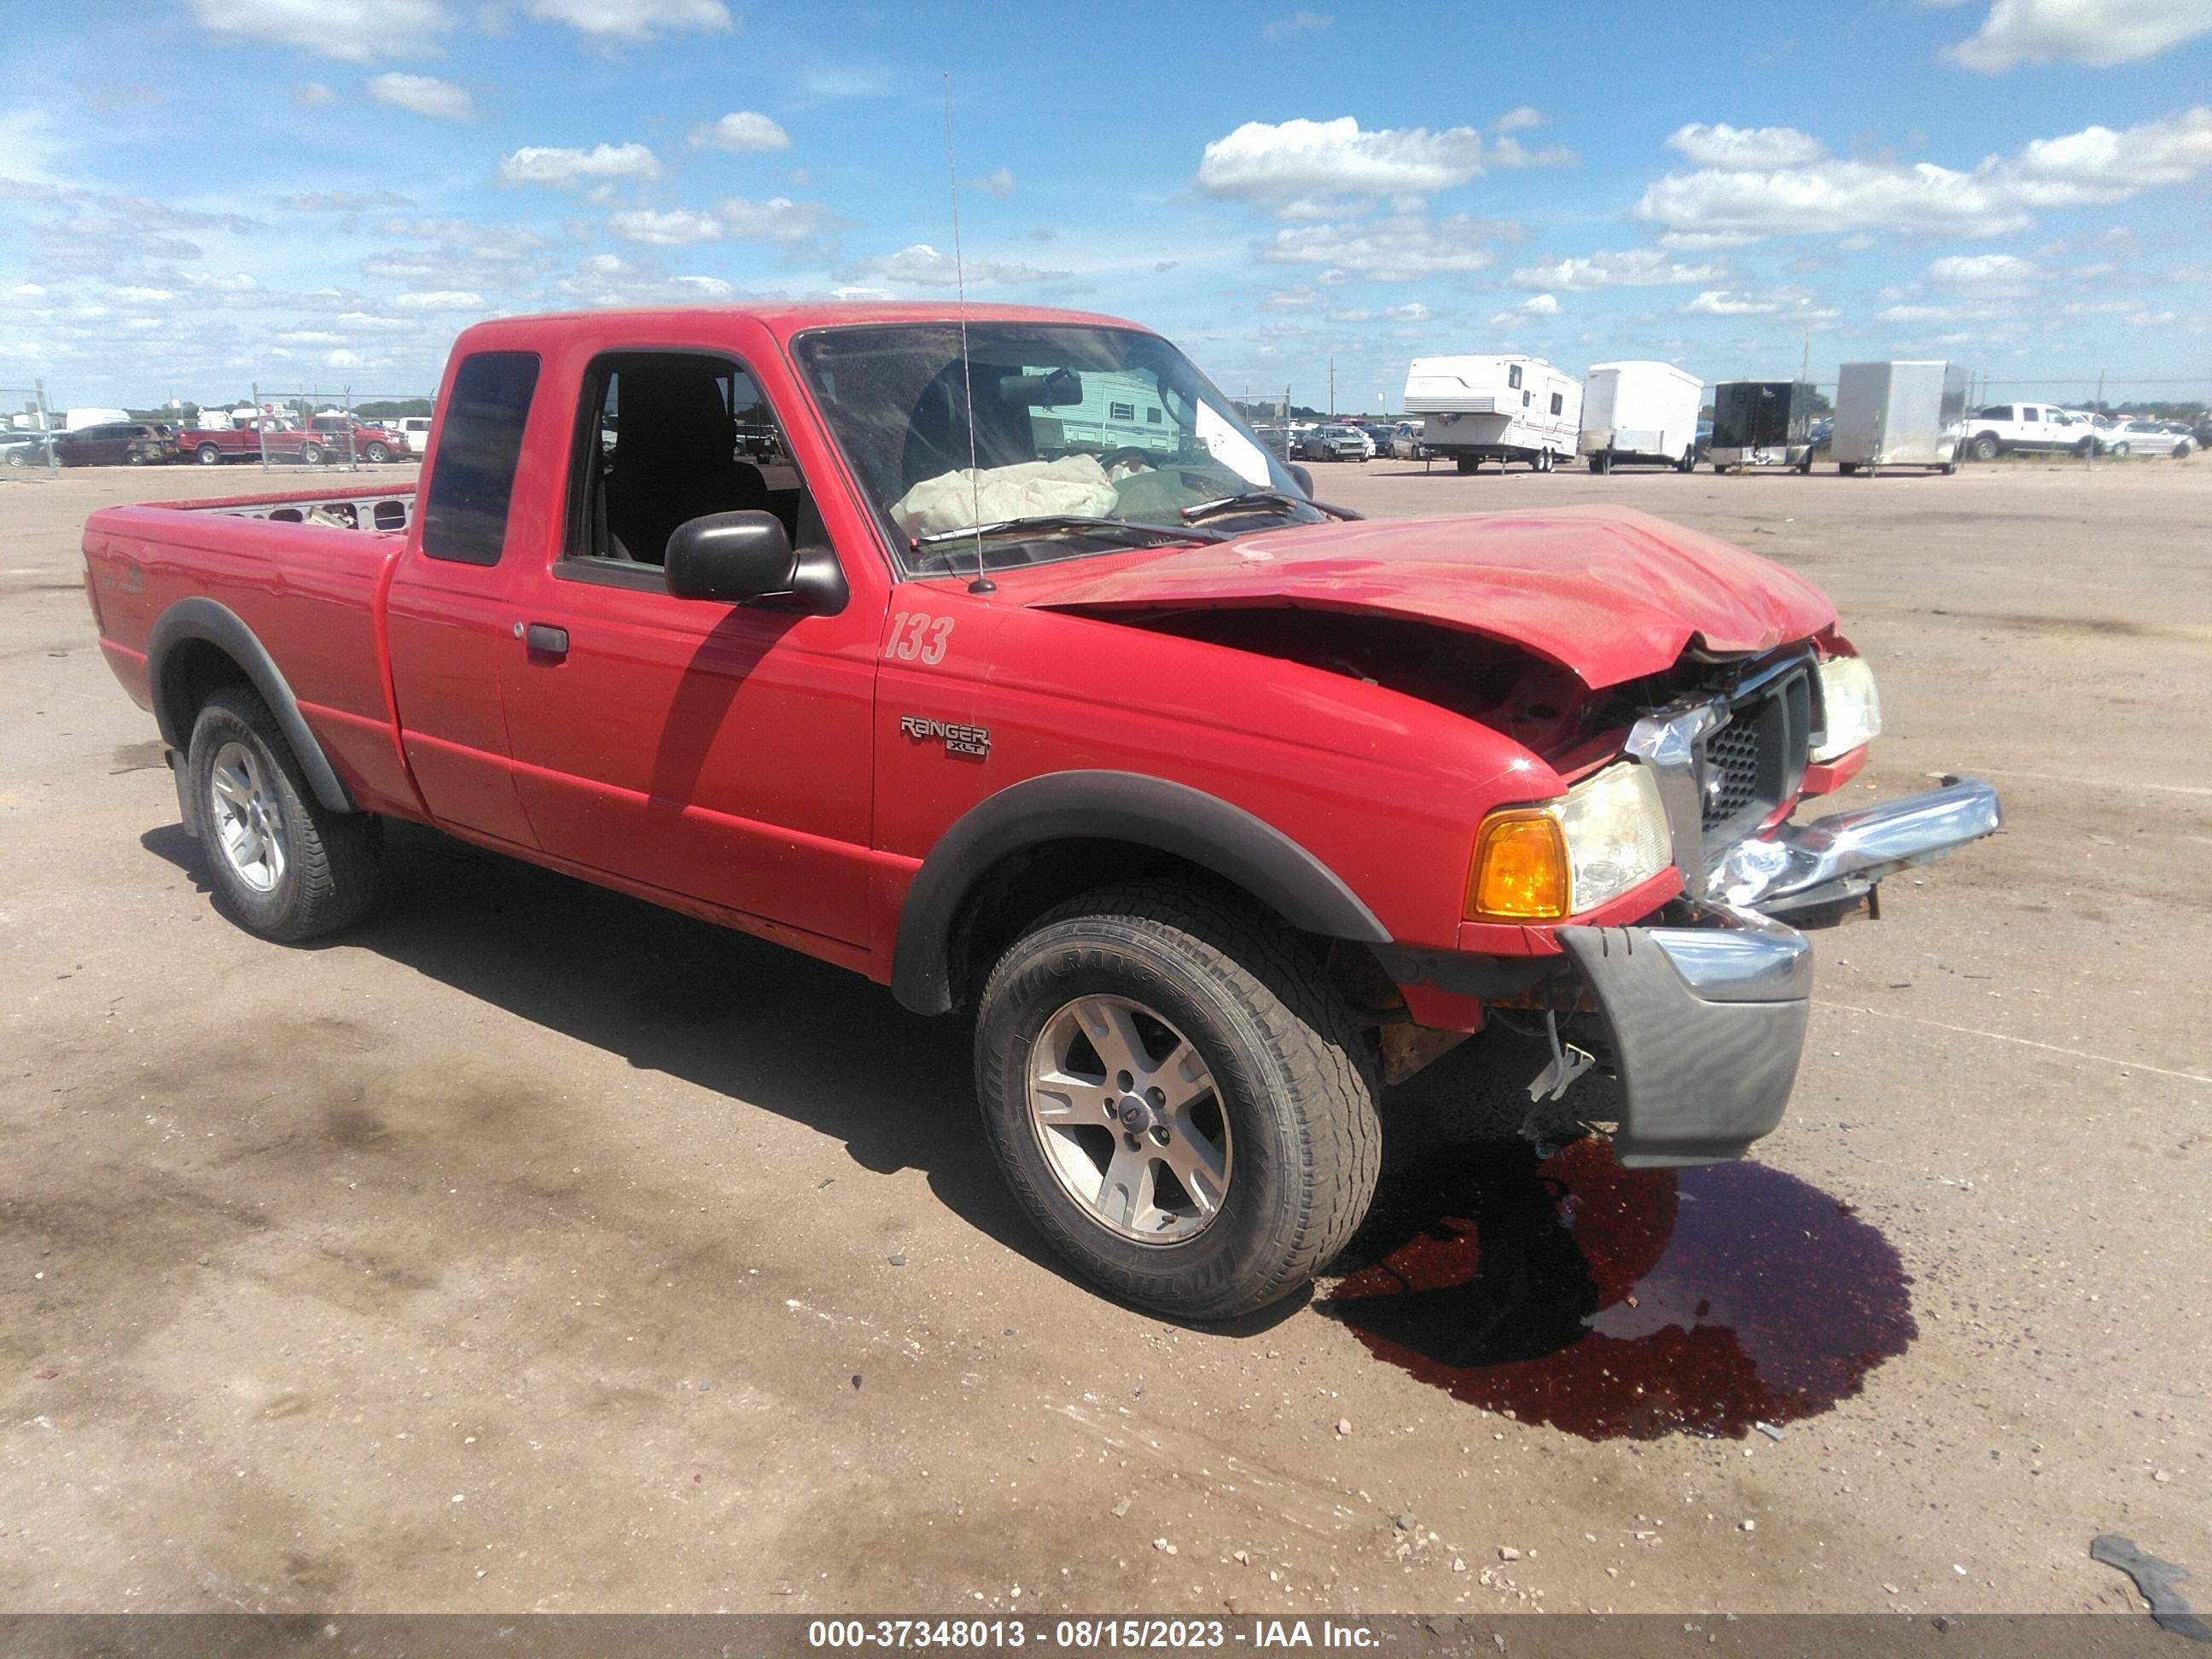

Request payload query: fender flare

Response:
[890,770,1389,1016]
[146,597,356,815]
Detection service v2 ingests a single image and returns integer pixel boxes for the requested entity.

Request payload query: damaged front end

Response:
[1545,682,2001,1166]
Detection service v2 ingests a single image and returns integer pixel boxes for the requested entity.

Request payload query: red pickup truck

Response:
[179,414,407,466]
[84,303,2000,1318]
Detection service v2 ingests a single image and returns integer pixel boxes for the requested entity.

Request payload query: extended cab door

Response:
[383,349,545,847]
[492,323,883,955]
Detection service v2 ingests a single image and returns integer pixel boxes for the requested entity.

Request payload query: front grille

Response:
[1702,717,1767,830]
[1695,656,1814,851]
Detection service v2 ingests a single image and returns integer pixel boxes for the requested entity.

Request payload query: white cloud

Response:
[688,111,790,152]
[517,0,732,38]
[0,108,69,185]
[874,243,1073,288]
[498,142,664,188]
[391,289,485,309]
[294,81,340,107]
[1511,247,1727,288]
[1262,10,1331,41]
[187,0,456,64]
[1384,301,1431,321]
[1256,210,1514,281]
[1638,106,2212,242]
[1494,107,1546,134]
[609,208,723,246]
[1666,123,1827,169]
[366,73,473,120]
[716,195,840,248]
[1680,285,1836,319]
[1519,293,1560,315]
[1196,116,1571,218]
[1946,0,2212,72]
[973,166,1017,198]
[1260,286,1318,311]
[1928,252,2041,285]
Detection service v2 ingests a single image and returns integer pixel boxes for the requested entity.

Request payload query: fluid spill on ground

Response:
[1321,1138,1915,1441]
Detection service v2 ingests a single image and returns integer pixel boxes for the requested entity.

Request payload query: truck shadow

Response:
[141,818,1916,1401]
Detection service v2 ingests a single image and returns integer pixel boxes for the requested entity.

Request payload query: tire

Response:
[1676,450,1695,474]
[364,442,391,463]
[196,443,223,465]
[1970,434,2000,462]
[1839,463,1859,476]
[1587,451,1608,474]
[1456,454,1480,474]
[184,687,382,943]
[299,441,324,466]
[2108,443,2128,459]
[973,880,1382,1320]
[2074,437,2094,459]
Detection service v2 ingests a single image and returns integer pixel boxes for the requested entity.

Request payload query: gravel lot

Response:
[2,457,2205,1618]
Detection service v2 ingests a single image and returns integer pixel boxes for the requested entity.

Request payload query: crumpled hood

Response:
[1004,505,1837,689]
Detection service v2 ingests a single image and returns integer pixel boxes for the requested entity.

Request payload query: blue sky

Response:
[3,0,2209,410]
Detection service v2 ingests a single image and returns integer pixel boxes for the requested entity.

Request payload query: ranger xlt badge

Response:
[899,715,991,759]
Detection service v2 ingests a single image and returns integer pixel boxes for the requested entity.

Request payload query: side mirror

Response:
[664,509,847,614]
[1286,463,1315,498]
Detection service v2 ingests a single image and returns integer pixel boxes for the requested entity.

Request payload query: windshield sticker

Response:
[1194,401,1272,486]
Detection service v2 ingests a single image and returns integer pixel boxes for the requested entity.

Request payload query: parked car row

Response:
[4,422,177,468]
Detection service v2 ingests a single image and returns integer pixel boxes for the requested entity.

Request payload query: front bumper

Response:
[1559,776,2002,1167]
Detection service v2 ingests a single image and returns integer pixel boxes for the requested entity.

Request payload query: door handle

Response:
[524,623,569,660]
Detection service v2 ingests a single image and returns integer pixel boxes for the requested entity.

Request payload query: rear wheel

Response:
[1970,434,2000,462]
[196,443,223,465]
[974,882,1382,1320]
[185,687,381,942]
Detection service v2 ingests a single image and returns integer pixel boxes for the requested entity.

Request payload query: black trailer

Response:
[1708,381,1819,472]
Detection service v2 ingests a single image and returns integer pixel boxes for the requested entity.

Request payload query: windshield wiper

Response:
[910,515,1226,550]
[1179,490,1362,525]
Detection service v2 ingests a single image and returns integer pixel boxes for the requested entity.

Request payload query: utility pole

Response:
[1327,358,1336,421]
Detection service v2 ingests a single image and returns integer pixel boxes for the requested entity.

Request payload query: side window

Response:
[1550,392,1563,416]
[422,351,540,566]
[2021,407,2040,423]
[1146,406,1162,425]
[565,351,806,569]
[1979,405,2011,421]
[1507,364,1522,391]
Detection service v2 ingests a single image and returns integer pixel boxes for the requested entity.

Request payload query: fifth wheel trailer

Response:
[1708,381,1818,472]
[1832,360,1970,475]
[1402,355,1581,473]
[1578,360,1703,473]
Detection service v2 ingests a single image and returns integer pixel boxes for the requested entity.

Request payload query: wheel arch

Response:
[147,597,356,815]
[891,771,1390,1016]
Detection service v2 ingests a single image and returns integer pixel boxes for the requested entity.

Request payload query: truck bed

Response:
[84,481,424,819]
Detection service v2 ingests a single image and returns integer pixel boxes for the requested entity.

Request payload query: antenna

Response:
[941,73,993,597]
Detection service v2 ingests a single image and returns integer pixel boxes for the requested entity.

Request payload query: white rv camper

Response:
[1401,355,1581,473]
[1578,360,1703,473]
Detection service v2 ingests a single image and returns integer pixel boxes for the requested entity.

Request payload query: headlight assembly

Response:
[1466,760,1674,921]
[1813,655,1882,763]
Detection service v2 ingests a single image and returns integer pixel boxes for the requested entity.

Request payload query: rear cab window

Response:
[422,351,541,566]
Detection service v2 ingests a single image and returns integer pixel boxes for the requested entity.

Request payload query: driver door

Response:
[494,338,882,952]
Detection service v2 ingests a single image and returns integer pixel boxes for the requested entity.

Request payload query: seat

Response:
[899,363,1036,492]
[602,360,768,563]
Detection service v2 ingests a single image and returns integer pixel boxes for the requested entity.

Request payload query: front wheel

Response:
[186,687,382,942]
[1455,454,1480,474]
[298,441,324,466]
[974,882,1382,1320]
[364,441,391,463]
[2108,443,2128,458]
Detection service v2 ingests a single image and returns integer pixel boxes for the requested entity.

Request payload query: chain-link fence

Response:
[0,381,59,480]
[170,386,433,473]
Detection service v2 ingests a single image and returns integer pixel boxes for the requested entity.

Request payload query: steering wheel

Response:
[1098,446,1161,473]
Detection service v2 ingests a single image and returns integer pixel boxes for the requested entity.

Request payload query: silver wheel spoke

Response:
[1152,1039,1213,1112]
[1076,997,1150,1081]
[207,739,286,894]
[1098,1144,1156,1231]
[1032,1068,1115,1123]
[1163,1126,1228,1215]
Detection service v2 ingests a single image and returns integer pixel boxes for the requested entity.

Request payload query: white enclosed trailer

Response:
[1578,360,1703,473]
[1402,355,1581,473]
[1832,360,1970,474]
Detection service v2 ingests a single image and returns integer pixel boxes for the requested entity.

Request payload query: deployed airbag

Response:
[891,454,1119,538]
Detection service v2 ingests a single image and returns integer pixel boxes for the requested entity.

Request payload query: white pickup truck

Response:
[1963,402,2098,461]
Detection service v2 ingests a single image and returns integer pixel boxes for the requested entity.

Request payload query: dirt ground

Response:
[2,456,2205,1619]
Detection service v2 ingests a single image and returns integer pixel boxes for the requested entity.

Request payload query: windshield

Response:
[792,322,1320,575]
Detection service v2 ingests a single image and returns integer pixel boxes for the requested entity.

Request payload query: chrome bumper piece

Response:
[1712,776,2004,917]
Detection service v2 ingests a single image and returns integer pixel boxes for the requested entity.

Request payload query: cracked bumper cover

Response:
[1562,776,2004,1167]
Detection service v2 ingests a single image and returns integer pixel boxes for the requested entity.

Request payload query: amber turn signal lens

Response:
[1466,811,1570,920]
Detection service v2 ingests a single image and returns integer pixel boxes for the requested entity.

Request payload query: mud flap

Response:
[1558,922,1812,1168]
